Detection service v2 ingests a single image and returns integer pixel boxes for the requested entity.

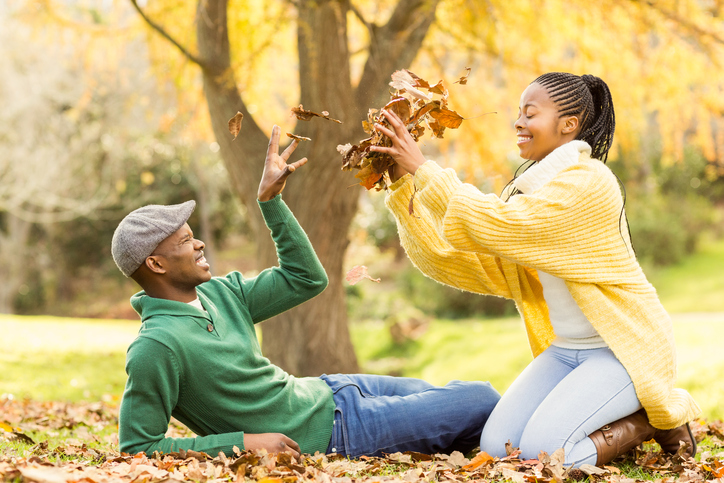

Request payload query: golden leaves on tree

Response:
[339,69,470,191]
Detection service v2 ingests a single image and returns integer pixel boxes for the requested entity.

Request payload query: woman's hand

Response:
[370,109,427,177]
[257,125,308,202]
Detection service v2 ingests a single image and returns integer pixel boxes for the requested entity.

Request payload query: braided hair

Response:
[534,72,616,163]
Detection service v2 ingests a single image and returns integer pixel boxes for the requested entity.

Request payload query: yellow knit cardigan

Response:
[385,154,700,429]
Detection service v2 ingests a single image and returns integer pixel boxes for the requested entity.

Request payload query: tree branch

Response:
[633,0,724,46]
[129,0,208,68]
[354,0,441,111]
[349,2,372,33]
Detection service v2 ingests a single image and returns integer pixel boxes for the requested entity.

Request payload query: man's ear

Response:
[561,115,579,135]
[145,255,167,275]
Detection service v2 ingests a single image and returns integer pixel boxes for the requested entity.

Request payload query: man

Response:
[112,126,500,458]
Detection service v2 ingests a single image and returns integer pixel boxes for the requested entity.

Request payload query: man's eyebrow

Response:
[179,233,192,243]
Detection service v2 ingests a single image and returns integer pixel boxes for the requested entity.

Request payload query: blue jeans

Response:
[479,345,642,467]
[320,373,500,458]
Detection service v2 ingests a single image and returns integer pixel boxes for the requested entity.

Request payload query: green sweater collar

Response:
[131,289,217,323]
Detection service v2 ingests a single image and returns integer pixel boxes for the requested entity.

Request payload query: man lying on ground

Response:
[111,126,500,458]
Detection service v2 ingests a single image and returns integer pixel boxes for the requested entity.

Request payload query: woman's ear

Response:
[145,255,167,275]
[561,115,579,135]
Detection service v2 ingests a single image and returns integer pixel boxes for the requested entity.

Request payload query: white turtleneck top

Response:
[513,141,608,349]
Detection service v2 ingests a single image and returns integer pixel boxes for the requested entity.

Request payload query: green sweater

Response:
[118,195,335,457]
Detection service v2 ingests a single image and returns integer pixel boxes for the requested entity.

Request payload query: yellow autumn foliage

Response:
[17,0,724,185]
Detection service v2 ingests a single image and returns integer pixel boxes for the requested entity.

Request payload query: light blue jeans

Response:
[479,345,642,467]
[321,373,501,458]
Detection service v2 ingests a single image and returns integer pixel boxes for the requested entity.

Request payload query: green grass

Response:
[647,237,724,313]
[1,238,722,411]
[352,317,531,394]
[353,315,724,421]
[1,313,722,421]
[0,315,138,402]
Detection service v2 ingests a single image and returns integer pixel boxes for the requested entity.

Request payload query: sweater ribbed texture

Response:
[119,195,334,456]
[386,155,700,429]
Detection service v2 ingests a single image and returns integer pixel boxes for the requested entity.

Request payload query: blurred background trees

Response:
[2,0,723,375]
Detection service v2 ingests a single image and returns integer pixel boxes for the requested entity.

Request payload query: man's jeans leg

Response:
[320,374,500,458]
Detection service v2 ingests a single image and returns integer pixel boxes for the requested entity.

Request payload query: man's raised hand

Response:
[243,433,301,459]
[258,125,308,202]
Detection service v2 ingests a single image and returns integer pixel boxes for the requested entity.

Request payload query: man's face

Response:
[150,223,212,288]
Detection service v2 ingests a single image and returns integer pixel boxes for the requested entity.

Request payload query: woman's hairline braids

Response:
[533,72,616,163]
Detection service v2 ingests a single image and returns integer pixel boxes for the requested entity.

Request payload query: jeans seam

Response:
[563,380,636,450]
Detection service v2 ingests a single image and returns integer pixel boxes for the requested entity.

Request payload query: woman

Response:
[372,72,699,467]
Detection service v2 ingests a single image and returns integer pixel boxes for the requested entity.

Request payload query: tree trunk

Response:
[192,0,439,375]
[0,214,32,314]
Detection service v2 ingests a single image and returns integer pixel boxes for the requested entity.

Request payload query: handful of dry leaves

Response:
[338,68,470,191]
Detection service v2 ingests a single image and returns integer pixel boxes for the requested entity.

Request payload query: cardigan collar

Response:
[514,140,592,194]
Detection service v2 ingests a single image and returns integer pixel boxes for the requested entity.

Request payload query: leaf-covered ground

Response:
[2,397,724,483]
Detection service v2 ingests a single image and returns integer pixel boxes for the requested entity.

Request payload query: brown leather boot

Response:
[653,423,697,458]
[588,409,656,466]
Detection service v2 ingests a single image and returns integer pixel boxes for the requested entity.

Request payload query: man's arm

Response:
[222,125,328,323]
[119,337,243,456]
[119,337,302,457]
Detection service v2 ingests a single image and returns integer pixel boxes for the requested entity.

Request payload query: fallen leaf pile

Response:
[2,396,724,483]
[338,68,470,191]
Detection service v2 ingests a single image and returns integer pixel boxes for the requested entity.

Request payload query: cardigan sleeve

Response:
[413,160,642,286]
[386,172,521,300]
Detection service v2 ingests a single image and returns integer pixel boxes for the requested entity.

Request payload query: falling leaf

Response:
[345,265,381,285]
[228,111,244,140]
[286,132,312,142]
[454,67,472,85]
[291,104,342,123]
[429,107,464,129]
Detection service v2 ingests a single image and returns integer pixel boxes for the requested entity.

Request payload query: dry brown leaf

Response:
[454,67,472,85]
[463,451,494,471]
[291,104,342,123]
[286,132,312,142]
[228,111,244,140]
[383,97,412,124]
[429,107,464,129]
[354,165,384,190]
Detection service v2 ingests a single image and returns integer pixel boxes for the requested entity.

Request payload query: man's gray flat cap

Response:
[112,200,196,277]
